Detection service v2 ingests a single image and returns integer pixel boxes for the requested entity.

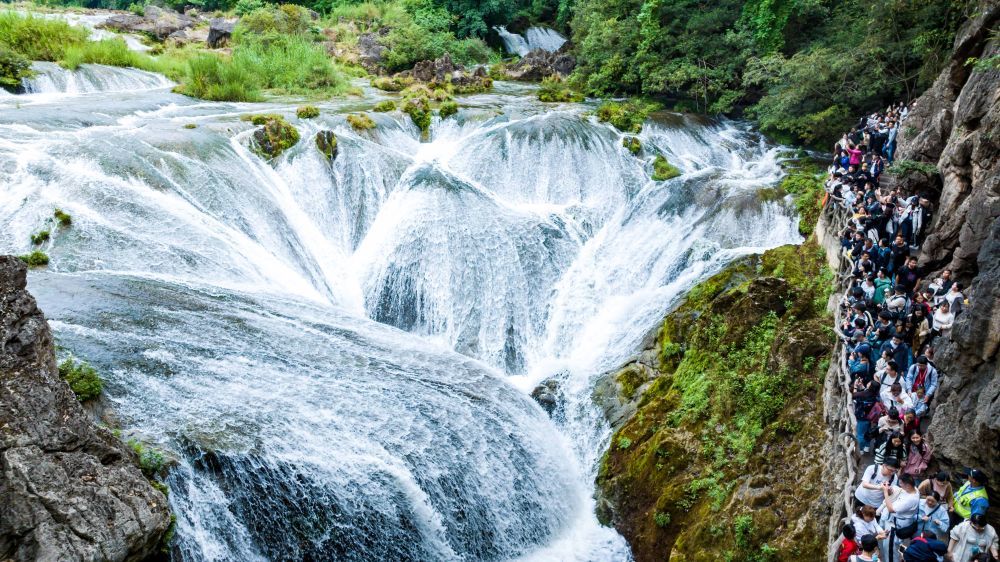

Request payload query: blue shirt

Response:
[917,499,949,538]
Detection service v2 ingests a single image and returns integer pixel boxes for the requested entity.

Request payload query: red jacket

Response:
[838,538,860,562]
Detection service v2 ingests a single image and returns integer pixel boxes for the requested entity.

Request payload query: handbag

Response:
[894,514,918,539]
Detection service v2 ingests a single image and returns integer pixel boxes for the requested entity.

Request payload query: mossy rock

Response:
[315,130,337,161]
[347,113,376,131]
[652,155,681,181]
[19,250,49,268]
[623,136,642,155]
[54,208,72,227]
[183,123,197,129]
[296,105,320,119]
[451,77,493,95]
[403,96,432,137]
[31,230,50,245]
[373,100,396,112]
[371,76,413,92]
[596,100,659,133]
[438,100,459,118]
[241,113,284,126]
[251,116,300,159]
[538,76,584,103]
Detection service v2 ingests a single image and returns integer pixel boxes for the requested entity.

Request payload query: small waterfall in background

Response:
[22,62,174,95]
[0,54,800,560]
[494,25,567,56]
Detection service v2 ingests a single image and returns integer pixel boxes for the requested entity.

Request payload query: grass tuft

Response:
[19,250,49,267]
[31,230,50,245]
[652,155,681,181]
[346,113,376,130]
[58,358,102,401]
[297,105,320,119]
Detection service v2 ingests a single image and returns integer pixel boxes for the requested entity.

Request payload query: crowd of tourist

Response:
[822,101,997,562]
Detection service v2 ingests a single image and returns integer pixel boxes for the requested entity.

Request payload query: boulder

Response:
[530,379,563,416]
[251,116,300,159]
[357,32,385,72]
[315,130,338,161]
[99,6,196,40]
[207,18,237,48]
[0,256,172,560]
[502,45,576,81]
[167,26,209,47]
[412,53,461,83]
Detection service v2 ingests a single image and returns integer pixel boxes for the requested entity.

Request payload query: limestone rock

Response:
[315,130,338,161]
[0,256,171,561]
[501,45,576,81]
[207,18,237,48]
[99,6,196,40]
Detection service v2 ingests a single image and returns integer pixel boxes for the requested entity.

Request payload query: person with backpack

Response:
[949,514,999,562]
[904,356,938,408]
[878,473,920,561]
[903,530,950,562]
[857,458,901,507]
[880,336,912,373]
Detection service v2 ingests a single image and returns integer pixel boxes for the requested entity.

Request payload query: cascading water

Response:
[493,26,567,56]
[0,66,800,560]
[21,62,174,95]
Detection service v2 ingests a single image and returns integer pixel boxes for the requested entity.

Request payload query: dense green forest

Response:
[18,0,973,146]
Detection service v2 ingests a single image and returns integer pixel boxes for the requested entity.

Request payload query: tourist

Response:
[904,356,938,410]
[856,459,901,508]
[877,406,903,443]
[949,514,998,562]
[852,505,886,542]
[916,492,950,542]
[903,530,949,562]
[944,282,965,316]
[901,430,931,478]
[919,472,954,513]
[851,534,880,562]
[878,473,920,559]
[873,268,893,306]
[882,382,913,412]
[932,301,955,342]
[838,523,860,562]
[873,431,907,466]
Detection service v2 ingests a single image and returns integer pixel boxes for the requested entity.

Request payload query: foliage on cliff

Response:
[569,0,971,145]
[597,238,835,562]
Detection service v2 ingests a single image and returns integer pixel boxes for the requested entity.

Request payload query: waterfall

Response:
[21,62,174,95]
[0,75,800,560]
[494,25,567,56]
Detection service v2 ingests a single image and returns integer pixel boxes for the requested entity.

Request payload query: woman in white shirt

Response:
[933,301,955,340]
[878,473,920,558]
[852,505,886,541]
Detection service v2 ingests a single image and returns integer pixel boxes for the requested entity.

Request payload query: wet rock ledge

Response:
[0,256,171,561]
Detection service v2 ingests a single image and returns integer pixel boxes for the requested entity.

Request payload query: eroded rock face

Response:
[890,0,1000,498]
[0,256,171,561]
[501,45,576,81]
[99,6,196,41]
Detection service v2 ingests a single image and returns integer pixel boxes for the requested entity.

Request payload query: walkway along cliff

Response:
[0,256,171,561]
[593,2,999,559]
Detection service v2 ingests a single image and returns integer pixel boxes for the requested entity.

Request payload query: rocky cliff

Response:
[893,0,1000,513]
[0,256,171,561]
[594,241,839,561]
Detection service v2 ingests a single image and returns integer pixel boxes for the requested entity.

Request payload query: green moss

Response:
[652,155,681,181]
[616,365,645,400]
[403,96,432,137]
[53,208,72,227]
[538,76,584,102]
[58,358,102,401]
[182,123,197,129]
[315,130,338,161]
[597,239,834,561]
[596,100,659,133]
[31,230,50,245]
[371,76,413,92]
[242,113,284,126]
[778,161,825,236]
[622,136,642,155]
[127,439,166,478]
[438,100,459,118]
[346,113,376,131]
[19,250,49,267]
[617,436,633,450]
[373,100,397,112]
[250,115,300,159]
[296,105,320,119]
[451,77,493,94]
[891,159,939,176]
[0,46,33,93]
[160,514,177,554]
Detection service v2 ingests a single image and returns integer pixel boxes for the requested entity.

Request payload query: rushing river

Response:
[0,63,800,561]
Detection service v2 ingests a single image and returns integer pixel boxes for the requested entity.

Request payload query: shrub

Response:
[617,436,632,450]
[54,208,72,226]
[19,250,49,267]
[652,155,681,181]
[178,54,261,102]
[297,105,320,119]
[373,100,397,112]
[0,47,32,93]
[438,100,458,118]
[127,439,166,477]
[58,358,103,401]
[891,159,939,176]
[234,0,268,16]
[31,230,50,245]
[346,113,376,130]
[622,136,641,155]
[231,34,348,97]
[596,100,659,133]
[654,512,671,528]
[235,4,312,37]
[60,38,143,71]
[127,2,146,16]
[538,76,583,103]
[0,12,89,61]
